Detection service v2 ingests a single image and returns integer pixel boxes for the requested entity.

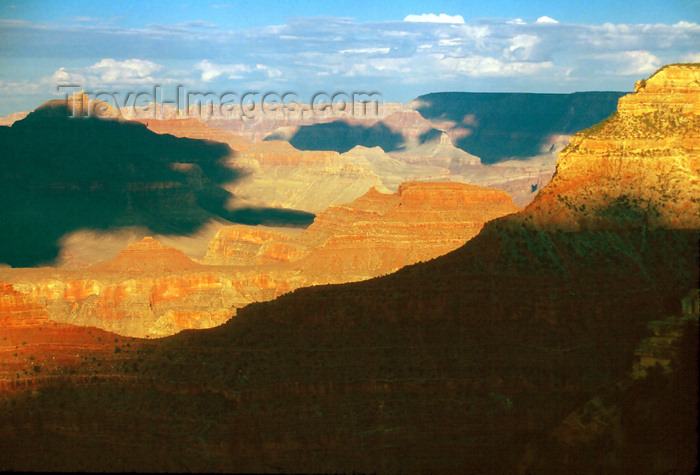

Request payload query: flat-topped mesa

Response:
[525,63,700,231]
[95,237,203,274]
[397,181,517,209]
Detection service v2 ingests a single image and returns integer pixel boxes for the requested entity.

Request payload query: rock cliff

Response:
[0,281,132,386]
[524,64,700,231]
[137,118,251,151]
[227,140,389,213]
[294,182,520,281]
[1,66,696,473]
[0,237,298,338]
[0,180,519,337]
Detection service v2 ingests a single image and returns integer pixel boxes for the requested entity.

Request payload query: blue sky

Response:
[0,0,699,115]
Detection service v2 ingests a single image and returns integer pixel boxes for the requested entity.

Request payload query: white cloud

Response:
[617,50,661,75]
[681,52,700,62]
[439,56,554,77]
[195,59,248,81]
[438,38,461,46]
[0,79,42,95]
[1,14,700,115]
[43,67,86,86]
[503,34,540,61]
[87,59,162,84]
[536,16,559,24]
[339,47,391,54]
[254,64,283,78]
[195,60,282,81]
[673,21,700,30]
[404,13,465,24]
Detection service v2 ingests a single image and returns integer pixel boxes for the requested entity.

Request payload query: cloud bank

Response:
[0,15,698,114]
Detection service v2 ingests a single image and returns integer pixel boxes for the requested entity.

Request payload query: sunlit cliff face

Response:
[523,64,700,231]
[0,180,520,338]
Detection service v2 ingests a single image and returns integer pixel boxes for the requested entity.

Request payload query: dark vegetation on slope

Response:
[0,101,314,267]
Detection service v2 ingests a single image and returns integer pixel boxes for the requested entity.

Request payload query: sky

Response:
[0,0,699,115]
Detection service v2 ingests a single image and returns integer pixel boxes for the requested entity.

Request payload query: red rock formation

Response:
[207,181,519,282]
[95,237,203,274]
[0,178,519,338]
[0,236,301,338]
[137,118,251,151]
[237,140,342,167]
[0,282,49,327]
[203,225,307,265]
[295,182,520,281]
[0,282,132,385]
[0,66,697,474]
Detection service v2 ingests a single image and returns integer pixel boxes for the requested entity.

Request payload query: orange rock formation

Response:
[0,181,519,338]
[293,182,520,281]
[0,282,133,385]
[137,118,251,151]
[526,64,700,230]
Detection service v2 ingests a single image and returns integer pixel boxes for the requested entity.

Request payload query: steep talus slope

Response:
[0,282,136,387]
[525,64,700,231]
[0,66,697,473]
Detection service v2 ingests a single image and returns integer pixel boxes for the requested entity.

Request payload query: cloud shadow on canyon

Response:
[414,91,626,164]
[0,101,314,267]
[270,121,407,154]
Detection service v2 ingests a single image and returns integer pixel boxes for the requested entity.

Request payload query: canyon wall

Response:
[0,65,697,473]
[0,182,519,338]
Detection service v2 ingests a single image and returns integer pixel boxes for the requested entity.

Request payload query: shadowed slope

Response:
[0,99,313,267]
[414,91,626,163]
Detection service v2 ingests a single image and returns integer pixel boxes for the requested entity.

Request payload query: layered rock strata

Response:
[0,182,519,337]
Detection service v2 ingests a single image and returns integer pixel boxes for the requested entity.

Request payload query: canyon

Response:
[0,181,519,337]
[0,65,697,472]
